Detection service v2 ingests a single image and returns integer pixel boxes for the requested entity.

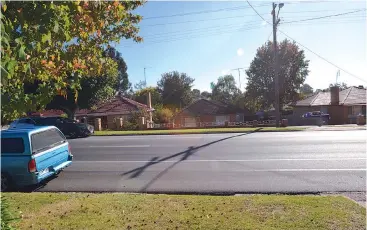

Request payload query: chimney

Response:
[330,86,339,105]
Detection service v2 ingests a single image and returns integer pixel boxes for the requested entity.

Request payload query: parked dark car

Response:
[302,111,330,125]
[9,117,94,138]
[302,111,330,119]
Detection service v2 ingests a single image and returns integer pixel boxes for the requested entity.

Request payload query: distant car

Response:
[1,126,73,191]
[302,111,330,125]
[302,111,330,119]
[9,117,94,138]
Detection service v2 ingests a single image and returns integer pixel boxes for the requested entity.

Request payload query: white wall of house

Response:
[184,117,197,127]
[215,115,229,125]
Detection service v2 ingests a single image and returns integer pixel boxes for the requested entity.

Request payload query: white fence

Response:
[150,120,276,129]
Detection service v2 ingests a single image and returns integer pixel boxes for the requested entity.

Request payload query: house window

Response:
[350,105,362,115]
[348,106,352,115]
[362,105,366,115]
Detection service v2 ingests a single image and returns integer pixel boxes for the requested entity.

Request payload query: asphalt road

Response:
[39,130,366,194]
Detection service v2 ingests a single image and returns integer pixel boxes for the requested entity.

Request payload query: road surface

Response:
[40,130,366,193]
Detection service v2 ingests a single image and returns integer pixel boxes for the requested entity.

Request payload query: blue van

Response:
[1,126,73,191]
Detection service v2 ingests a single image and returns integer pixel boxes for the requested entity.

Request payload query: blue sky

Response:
[115,0,366,92]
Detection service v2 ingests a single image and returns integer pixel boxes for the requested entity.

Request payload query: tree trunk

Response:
[61,106,76,120]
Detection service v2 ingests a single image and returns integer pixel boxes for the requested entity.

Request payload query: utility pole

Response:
[143,66,152,87]
[272,2,284,127]
[231,67,245,90]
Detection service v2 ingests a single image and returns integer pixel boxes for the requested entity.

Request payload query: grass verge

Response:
[94,127,305,136]
[4,193,365,230]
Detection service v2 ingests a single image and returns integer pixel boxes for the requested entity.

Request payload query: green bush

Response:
[153,105,173,123]
[121,109,148,130]
[122,120,139,130]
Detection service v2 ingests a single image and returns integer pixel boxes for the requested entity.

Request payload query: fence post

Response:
[115,118,123,130]
[94,118,102,131]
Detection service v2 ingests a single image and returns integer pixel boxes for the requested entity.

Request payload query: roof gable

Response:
[84,96,148,115]
[294,87,366,106]
[343,87,366,105]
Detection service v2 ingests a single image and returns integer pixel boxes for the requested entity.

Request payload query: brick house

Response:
[173,99,252,127]
[75,95,153,130]
[292,86,366,125]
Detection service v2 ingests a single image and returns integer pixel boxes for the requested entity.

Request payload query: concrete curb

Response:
[93,129,305,136]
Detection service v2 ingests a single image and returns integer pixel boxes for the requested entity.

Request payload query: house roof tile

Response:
[294,86,366,106]
[83,96,149,116]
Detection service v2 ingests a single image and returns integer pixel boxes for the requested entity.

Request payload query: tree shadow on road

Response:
[121,129,261,188]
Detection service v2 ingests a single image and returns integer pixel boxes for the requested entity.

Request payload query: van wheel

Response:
[1,173,11,192]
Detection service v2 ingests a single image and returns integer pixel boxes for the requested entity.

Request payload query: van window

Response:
[31,128,66,154]
[1,138,25,153]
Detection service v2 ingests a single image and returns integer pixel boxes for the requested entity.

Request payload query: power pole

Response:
[143,66,152,87]
[272,2,283,127]
[231,67,245,90]
[143,67,147,86]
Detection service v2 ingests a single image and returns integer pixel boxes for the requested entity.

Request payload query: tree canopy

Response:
[157,71,194,109]
[1,1,144,122]
[191,89,201,101]
[244,39,309,112]
[211,75,242,105]
[300,83,314,95]
[105,47,131,95]
[46,47,131,118]
[133,86,162,107]
[329,82,348,90]
[200,91,211,100]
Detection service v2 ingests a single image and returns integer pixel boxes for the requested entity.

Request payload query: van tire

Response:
[1,173,12,192]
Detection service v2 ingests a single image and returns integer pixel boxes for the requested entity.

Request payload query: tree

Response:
[191,89,201,100]
[329,82,348,90]
[157,71,195,109]
[211,75,242,105]
[200,91,212,100]
[1,1,144,123]
[245,39,309,111]
[105,47,131,94]
[133,87,162,107]
[46,47,130,118]
[153,104,173,124]
[46,73,118,118]
[134,80,147,91]
[300,83,314,95]
[315,82,349,93]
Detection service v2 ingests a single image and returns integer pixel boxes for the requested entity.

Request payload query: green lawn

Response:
[4,193,365,230]
[94,127,305,136]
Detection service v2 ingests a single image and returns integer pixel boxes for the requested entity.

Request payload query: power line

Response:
[120,25,262,47]
[246,1,271,24]
[281,8,366,24]
[278,29,366,83]
[140,8,365,27]
[142,20,262,38]
[119,18,364,47]
[143,3,269,20]
[281,18,365,26]
[143,13,365,38]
